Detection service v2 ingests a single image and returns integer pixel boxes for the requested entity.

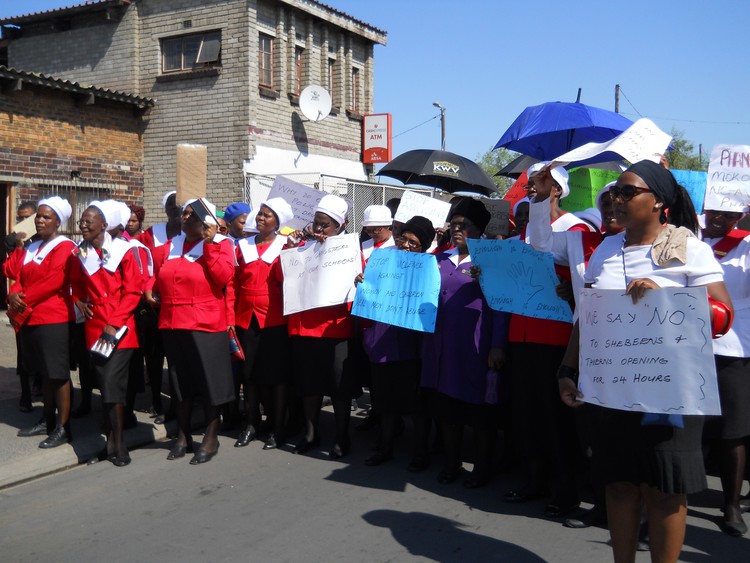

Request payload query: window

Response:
[259,33,274,87]
[162,32,221,73]
[38,185,112,240]
[327,58,336,101]
[294,47,304,95]
[350,67,360,112]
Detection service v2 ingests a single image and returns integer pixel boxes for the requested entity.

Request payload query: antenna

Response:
[299,85,332,122]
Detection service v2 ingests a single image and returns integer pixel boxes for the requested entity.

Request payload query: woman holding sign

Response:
[285,194,359,459]
[229,197,294,450]
[8,197,76,447]
[558,160,733,561]
[421,198,509,487]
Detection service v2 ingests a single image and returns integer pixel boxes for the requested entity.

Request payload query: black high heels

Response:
[189,445,219,465]
[167,441,194,460]
[293,436,320,455]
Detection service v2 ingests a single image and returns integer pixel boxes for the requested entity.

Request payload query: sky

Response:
[4,0,749,165]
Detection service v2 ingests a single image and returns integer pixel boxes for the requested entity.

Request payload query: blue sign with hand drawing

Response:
[467,238,573,323]
[352,248,440,332]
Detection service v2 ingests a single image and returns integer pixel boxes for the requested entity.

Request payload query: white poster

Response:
[267,176,327,231]
[578,287,720,415]
[280,233,362,315]
[550,118,672,168]
[393,190,451,229]
[704,144,750,212]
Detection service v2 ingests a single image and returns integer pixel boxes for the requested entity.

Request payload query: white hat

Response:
[162,190,176,210]
[550,166,570,198]
[315,194,348,227]
[88,200,118,229]
[101,199,131,229]
[595,181,617,211]
[260,197,294,230]
[184,198,218,225]
[513,197,530,216]
[38,196,72,225]
[573,207,602,232]
[362,205,392,227]
[526,161,546,179]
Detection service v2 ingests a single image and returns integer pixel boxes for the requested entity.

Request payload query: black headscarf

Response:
[402,215,435,251]
[448,198,491,234]
[624,160,678,208]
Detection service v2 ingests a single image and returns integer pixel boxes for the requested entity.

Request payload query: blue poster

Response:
[671,169,707,213]
[352,248,440,333]
[467,239,572,323]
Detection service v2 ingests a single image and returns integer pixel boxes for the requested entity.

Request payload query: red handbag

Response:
[228,327,245,361]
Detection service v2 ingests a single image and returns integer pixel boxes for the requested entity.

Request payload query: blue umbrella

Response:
[494,102,633,161]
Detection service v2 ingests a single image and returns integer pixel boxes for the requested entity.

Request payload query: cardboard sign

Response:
[175,144,207,205]
[11,215,37,242]
[704,144,750,212]
[578,287,720,415]
[280,233,362,315]
[467,238,572,323]
[482,199,511,237]
[550,118,672,168]
[564,168,621,213]
[393,190,451,229]
[352,248,440,332]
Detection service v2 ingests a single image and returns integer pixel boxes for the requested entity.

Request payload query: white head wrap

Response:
[314,194,348,228]
[259,197,294,230]
[550,166,570,198]
[595,181,617,211]
[162,190,177,210]
[38,196,72,225]
[573,207,602,231]
[88,200,118,229]
[513,197,530,216]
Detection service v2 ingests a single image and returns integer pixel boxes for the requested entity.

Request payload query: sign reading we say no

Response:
[363,113,392,164]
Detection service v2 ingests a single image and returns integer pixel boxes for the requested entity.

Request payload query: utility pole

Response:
[433,102,446,151]
[615,84,620,113]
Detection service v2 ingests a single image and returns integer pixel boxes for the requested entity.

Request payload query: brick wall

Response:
[0,84,144,209]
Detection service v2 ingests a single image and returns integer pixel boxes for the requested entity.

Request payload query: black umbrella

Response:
[377,149,498,196]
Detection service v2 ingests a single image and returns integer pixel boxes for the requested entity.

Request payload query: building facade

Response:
[1,0,387,222]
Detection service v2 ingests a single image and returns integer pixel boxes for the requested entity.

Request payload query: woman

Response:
[224,202,252,243]
[421,199,509,487]
[70,201,141,466]
[701,206,750,536]
[229,197,294,450]
[127,205,145,238]
[361,215,435,467]
[147,198,235,464]
[9,197,76,447]
[286,194,358,458]
[558,160,733,562]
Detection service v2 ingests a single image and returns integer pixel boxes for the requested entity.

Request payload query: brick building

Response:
[0,65,152,236]
[1,0,387,224]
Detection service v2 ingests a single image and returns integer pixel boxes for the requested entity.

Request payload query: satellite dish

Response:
[299,85,332,122]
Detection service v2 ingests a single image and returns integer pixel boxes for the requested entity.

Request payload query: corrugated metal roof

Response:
[304,1,387,36]
[0,1,129,25]
[0,65,153,109]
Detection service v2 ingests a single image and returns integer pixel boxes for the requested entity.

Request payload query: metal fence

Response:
[243,173,437,234]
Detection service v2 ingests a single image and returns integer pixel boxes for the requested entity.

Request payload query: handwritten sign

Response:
[482,199,511,237]
[551,118,672,168]
[267,176,327,231]
[578,287,720,415]
[393,190,451,229]
[467,239,572,323]
[671,169,708,213]
[280,233,362,315]
[352,248,440,332]
[704,144,750,212]
[564,168,621,213]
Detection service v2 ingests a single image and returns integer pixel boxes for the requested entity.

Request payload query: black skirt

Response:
[291,336,358,400]
[20,322,70,381]
[94,348,133,404]
[429,390,499,429]
[595,406,706,494]
[163,329,234,406]
[237,319,291,386]
[704,355,750,440]
[370,360,420,415]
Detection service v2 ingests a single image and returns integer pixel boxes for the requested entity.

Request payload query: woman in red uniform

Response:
[229,197,294,450]
[147,198,235,464]
[9,197,76,447]
[70,201,141,466]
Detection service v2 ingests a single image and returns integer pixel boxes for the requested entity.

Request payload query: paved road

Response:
[0,321,747,561]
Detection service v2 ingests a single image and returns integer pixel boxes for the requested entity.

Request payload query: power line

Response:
[620,112,750,126]
[618,88,642,117]
[393,114,439,139]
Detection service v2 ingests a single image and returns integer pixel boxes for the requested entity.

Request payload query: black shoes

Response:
[17,419,49,437]
[167,441,194,460]
[563,506,608,529]
[407,454,430,473]
[234,427,256,448]
[113,453,131,467]
[263,433,279,450]
[329,442,350,460]
[39,425,72,449]
[189,445,219,465]
[293,436,320,455]
[365,451,393,466]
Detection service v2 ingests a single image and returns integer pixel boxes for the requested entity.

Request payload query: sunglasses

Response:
[610,185,652,202]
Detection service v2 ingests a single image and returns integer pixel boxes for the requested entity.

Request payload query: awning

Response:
[243,145,367,181]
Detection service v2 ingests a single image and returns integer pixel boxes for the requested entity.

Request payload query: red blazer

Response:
[151,236,235,333]
[5,238,75,326]
[70,245,141,349]
[228,239,286,329]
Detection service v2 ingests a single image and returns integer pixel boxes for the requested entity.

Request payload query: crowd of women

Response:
[4,158,749,562]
